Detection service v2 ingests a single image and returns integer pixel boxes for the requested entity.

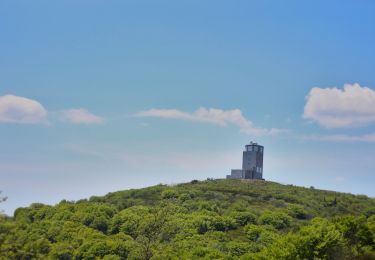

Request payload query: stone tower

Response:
[242,142,264,179]
[226,142,264,180]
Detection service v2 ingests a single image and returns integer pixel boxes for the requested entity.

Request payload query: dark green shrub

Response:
[161,190,179,200]
[230,211,257,226]
[287,204,309,219]
[258,210,292,229]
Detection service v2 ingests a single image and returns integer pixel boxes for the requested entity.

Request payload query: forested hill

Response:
[1,179,375,259]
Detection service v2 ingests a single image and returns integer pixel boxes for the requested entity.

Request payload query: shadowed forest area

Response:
[1,179,374,259]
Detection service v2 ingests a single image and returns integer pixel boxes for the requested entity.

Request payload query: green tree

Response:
[244,224,278,246]
[161,189,178,200]
[0,191,6,204]
[1,180,375,259]
[287,204,309,219]
[0,191,7,215]
[258,210,292,229]
[230,211,257,226]
[333,216,374,255]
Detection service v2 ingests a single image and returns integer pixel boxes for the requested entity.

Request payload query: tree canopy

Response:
[0,179,374,259]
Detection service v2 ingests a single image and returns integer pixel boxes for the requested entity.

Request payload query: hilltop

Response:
[1,179,374,259]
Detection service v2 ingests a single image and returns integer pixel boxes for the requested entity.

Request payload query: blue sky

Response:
[1,0,375,215]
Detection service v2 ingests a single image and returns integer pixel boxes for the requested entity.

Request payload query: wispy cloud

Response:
[61,109,104,124]
[301,133,375,143]
[0,94,47,124]
[136,107,286,136]
[303,83,375,128]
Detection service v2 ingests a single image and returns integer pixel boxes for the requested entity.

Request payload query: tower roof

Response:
[246,141,263,147]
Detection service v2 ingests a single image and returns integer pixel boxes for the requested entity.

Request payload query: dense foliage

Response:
[1,179,375,259]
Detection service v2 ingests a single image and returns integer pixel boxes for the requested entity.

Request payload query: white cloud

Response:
[136,107,285,136]
[62,108,104,124]
[301,133,375,143]
[303,83,375,128]
[0,94,47,124]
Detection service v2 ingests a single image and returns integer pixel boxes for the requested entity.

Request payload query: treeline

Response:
[0,179,374,259]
